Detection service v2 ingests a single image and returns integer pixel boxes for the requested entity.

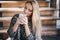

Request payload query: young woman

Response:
[7,0,42,40]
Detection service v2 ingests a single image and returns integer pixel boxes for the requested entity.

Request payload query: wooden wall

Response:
[0,1,57,40]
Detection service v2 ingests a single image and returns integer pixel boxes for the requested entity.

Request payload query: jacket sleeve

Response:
[7,14,18,38]
[27,34,35,40]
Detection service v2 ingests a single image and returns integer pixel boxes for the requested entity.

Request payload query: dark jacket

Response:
[7,14,35,40]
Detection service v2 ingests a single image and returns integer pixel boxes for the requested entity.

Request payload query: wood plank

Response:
[42,27,56,31]
[0,8,23,11]
[3,21,10,27]
[2,18,56,27]
[42,31,56,35]
[0,17,58,21]
[0,29,8,33]
[40,10,55,16]
[0,1,20,3]
[1,1,49,8]
[2,11,55,17]
[2,11,22,17]
[0,17,12,21]
[40,17,58,20]
[0,28,56,35]
[1,8,55,17]
[38,1,48,7]
[2,1,25,8]
[0,8,55,11]
[42,19,56,25]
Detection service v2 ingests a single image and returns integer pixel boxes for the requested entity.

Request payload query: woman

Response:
[7,0,42,40]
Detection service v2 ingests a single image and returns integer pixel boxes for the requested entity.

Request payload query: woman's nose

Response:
[25,9,28,13]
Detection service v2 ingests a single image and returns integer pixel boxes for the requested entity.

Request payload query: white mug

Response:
[19,13,27,24]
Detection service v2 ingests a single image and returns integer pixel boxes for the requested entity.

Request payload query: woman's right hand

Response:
[13,18,20,32]
[16,18,21,25]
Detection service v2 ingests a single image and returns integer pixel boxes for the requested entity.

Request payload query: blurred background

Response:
[0,0,59,40]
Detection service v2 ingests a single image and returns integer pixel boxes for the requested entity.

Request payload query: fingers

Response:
[16,18,20,25]
[20,17,28,24]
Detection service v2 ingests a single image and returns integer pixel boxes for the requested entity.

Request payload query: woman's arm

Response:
[24,24,31,36]
[27,34,35,40]
[7,14,19,37]
[13,18,20,32]
[20,16,34,40]
[24,24,34,40]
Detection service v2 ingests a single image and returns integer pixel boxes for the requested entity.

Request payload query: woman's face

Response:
[24,3,33,17]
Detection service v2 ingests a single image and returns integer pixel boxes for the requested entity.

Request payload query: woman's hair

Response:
[25,1,33,18]
[25,1,32,5]
[25,0,42,40]
[32,1,42,40]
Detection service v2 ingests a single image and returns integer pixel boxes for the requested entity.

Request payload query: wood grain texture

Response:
[1,1,48,8]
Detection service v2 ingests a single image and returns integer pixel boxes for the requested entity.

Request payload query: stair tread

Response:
[0,8,55,12]
[0,16,58,21]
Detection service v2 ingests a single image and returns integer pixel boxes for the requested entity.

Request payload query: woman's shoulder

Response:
[12,14,19,19]
[14,14,19,17]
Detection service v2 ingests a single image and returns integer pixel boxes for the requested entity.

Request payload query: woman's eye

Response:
[25,7,27,9]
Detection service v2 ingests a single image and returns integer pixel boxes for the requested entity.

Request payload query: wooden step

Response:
[2,10,55,17]
[3,22,56,30]
[0,29,56,35]
[0,17,57,21]
[0,17,12,21]
[3,21,10,27]
[0,1,50,3]
[0,28,56,35]
[2,2,25,8]
[0,29,7,33]
[42,27,56,31]
[40,8,55,16]
[38,1,49,7]
[0,1,20,3]
[0,8,55,11]
[0,27,56,35]
[3,11,55,17]
[1,1,49,8]
[42,19,56,25]
[0,26,56,35]
[40,17,58,20]
[0,17,57,27]
[0,8,23,11]
[0,8,55,17]
[42,31,56,36]
[2,11,22,17]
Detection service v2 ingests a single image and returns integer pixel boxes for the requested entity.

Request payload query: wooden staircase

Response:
[0,0,57,39]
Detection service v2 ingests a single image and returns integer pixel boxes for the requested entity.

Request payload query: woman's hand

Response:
[19,16,28,25]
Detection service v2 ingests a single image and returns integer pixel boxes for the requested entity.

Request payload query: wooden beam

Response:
[0,17,58,21]
[0,17,12,21]
[0,8,55,11]
[0,1,19,3]
[42,27,56,31]
[0,1,49,3]
[0,29,8,33]
[1,1,49,7]
[42,31,56,35]
[0,8,23,11]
